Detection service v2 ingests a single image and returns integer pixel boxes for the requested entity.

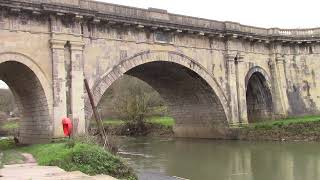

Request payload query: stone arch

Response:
[85,50,229,138]
[245,66,273,123]
[0,52,52,144]
[245,66,271,90]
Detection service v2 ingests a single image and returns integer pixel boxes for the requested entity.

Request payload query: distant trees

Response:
[0,89,16,115]
[98,75,167,123]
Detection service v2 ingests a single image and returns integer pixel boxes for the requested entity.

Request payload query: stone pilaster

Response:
[268,54,290,118]
[51,39,67,138]
[235,53,248,125]
[70,41,86,135]
[275,54,290,115]
[268,58,282,117]
[225,52,240,125]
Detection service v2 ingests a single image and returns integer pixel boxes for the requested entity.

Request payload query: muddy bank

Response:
[100,120,320,142]
[230,121,320,141]
[102,122,174,137]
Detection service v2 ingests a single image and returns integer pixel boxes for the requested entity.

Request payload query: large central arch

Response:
[0,53,52,144]
[85,51,229,138]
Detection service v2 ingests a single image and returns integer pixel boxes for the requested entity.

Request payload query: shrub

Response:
[22,141,136,180]
[0,138,16,150]
[0,119,20,137]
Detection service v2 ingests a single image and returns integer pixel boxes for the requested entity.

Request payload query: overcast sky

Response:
[97,0,320,29]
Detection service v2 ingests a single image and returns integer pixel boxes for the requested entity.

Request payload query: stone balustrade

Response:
[1,0,320,41]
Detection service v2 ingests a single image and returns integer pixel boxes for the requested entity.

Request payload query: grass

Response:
[0,138,137,179]
[2,150,25,165]
[0,138,16,150]
[0,119,20,137]
[2,121,19,131]
[21,142,136,179]
[147,116,174,127]
[102,119,125,126]
[0,138,25,168]
[102,116,175,127]
[245,115,320,130]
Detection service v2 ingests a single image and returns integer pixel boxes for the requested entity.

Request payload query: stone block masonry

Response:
[0,0,319,142]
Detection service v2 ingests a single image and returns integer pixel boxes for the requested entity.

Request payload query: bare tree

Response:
[98,75,166,124]
[0,89,16,115]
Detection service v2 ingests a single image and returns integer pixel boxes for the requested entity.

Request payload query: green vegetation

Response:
[0,139,25,168]
[235,115,320,141]
[99,116,174,137]
[102,116,174,127]
[2,150,25,165]
[2,120,19,131]
[147,116,174,127]
[97,75,167,124]
[246,115,320,130]
[0,138,137,180]
[0,88,16,114]
[0,138,16,150]
[0,119,20,137]
[102,119,125,126]
[21,142,136,179]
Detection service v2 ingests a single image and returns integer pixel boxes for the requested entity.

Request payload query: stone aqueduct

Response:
[0,0,320,143]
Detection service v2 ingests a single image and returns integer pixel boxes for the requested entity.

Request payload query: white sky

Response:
[97,0,320,29]
[0,0,319,89]
[0,81,8,89]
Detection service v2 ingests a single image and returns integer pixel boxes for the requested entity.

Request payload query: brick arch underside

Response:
[87,51,229,138]
[0,61,51,144]
[246,71,273,123]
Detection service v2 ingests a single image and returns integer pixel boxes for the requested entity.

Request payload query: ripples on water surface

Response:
[118,137,320,180]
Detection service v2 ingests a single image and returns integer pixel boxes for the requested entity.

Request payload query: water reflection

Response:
[119,137,320,180]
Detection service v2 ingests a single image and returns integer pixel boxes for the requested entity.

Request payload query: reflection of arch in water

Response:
[0,52,52,144]
[86,51,229,138]
[245,66,273,123]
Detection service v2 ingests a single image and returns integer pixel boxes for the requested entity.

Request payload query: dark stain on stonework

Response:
[302,80,311,97]
[312,70,316,87]
[212,64,215,74]
[287,83,318,115]
[287,87,307,115]
[209,37,213,49]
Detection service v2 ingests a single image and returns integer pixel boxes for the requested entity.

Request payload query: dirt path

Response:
[21,153,36,164]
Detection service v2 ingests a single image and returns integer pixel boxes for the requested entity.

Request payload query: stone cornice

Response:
[50,39,65,49]
[1,0,320,44]
[70,41,85,51]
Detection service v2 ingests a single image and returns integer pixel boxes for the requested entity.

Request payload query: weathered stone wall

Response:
[0,9,53,143]
[283,46,320,115]
[1,0,320,141]
[0,61,51,144]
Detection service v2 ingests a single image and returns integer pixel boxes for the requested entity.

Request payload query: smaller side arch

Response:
[0,52,53,143]
[245,66,274,123]
[245,66,272,91]
[0,52,53,113]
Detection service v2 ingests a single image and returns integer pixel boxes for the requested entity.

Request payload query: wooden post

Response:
[84,78,109,148]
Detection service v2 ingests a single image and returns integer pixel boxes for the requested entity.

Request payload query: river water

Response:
[118,137,320,180]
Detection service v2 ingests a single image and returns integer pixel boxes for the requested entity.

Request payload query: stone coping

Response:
[1,0,320,42]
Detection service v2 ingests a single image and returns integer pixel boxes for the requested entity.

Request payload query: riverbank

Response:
[0,137,137,179]
[101,115,320,142]
[233,115,320,141]
[100,116,174,137]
